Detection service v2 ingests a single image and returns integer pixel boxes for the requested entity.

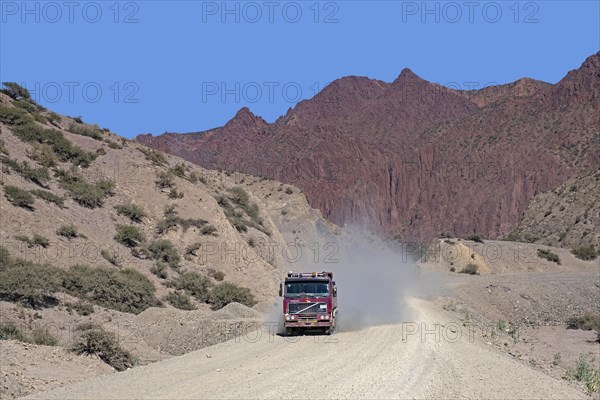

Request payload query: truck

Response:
[279,271,338,335]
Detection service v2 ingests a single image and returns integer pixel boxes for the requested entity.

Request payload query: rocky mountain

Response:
[137,52,600,243]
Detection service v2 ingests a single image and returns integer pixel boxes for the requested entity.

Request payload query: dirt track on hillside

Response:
[24,298,587,400]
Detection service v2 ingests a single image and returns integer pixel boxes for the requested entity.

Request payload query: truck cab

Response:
[279,271,337,335]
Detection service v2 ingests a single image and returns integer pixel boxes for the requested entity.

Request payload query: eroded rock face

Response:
[137,52,600,242]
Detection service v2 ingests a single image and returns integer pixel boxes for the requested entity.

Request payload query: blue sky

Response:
[1,1,599,138]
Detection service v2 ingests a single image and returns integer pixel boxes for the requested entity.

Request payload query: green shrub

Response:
[571,246,598,261]
[30,189,64,208]
[0,156,50,187]
[4,185,35,209]
[0,103,34,126]
[150,262,168,279]
[66,300,95,316]
[537,249,561,264]
[72,328,135,371]
[31,327,58,346]
[13,123,96,167]
[46,111,61,126]
[209,282,256,310]
[100,249,121,267]
[168,187,184,199]
[114,224,145,248]
[169,163,186,178]
[115,203,147,223]
[165,291,196,310]
[0,138,7,155]
[181,218,207,231]
[155,171,174,189]
[459,263,479,275]
[15,234,49,248]
[0,321,26,341]
[96,148,107,156]
[1,82,33,101]
[13,99,39,113]
[167,272,212,302]
[28,143,58,168]
[147,239,180,269]
[465,234,483,243]
[285,187,293,194]
[201,225,217,236]
[56,170,114,208]
[67,123,103,140]
[565,355,600,395]
[566,313,600,331]
[210,270,225,282]
[106,140,122,149]
[139,148,167,166]
[217,188,269,235]
[57,224,78,239]
[63,264,159,314]
[0,258,62,307]
[185,243,201,256]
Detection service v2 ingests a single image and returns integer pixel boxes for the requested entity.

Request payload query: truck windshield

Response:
[285,281,329,297]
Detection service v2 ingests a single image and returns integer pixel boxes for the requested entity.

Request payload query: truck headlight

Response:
[285,314,290,321]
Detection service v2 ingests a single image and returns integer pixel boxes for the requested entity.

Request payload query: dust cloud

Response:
[266,228,448,332]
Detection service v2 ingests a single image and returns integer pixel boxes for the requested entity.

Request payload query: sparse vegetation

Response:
[100,249,121,267]
[209,282,256,310]
[150,262,168,279]
[465,234,483,243]
[115,203,147,223]
[502,231,538,243]
[459,263,479,275]
[210,270,225,282]
[15,234,50,248]
[185,243,201,256]
[67,122,103,140]
[155,171,175,189]
[168,187,184,199]
[0,156,50,187]
[167,272,212,302]
[566,313,600,333]
[139,147,168,166]
[30,327,59,346]
[285,187,293,194]
[56,169,114,208]
[537,248,561,264]
[1,82,33,102]
[0,321,26,342]
[63,264,160,314]
[57,224,79,239]
[564,354,600,395]
[216,187,270,235]
[4,185,35,209]
[28,143,58,168]
[201,224,217,236]
[72,327,136,371]
[65,300,95,316]
[571,245,598,261]
[114,224,145,248]
[30,189,65,208]
[165,291,196,310]
[147,239,180,269]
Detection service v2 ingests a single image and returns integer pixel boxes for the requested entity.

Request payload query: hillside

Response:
[0,90,338,398]
[137,52,600,243]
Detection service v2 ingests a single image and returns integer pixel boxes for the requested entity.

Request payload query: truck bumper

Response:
[284,320,333,328]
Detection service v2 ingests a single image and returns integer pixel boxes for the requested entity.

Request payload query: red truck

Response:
[279,271,338,335]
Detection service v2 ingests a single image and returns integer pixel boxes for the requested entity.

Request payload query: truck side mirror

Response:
[278,283,282,297]
[333,287,337,297]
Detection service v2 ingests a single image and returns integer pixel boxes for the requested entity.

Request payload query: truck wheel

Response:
[285,327,294,336]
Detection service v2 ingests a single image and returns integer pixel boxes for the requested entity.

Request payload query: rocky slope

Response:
[137,52,600,243]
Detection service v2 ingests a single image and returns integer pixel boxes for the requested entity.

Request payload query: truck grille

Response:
[288,302,326,314]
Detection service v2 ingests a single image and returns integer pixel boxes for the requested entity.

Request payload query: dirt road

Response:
[24,298,587,399]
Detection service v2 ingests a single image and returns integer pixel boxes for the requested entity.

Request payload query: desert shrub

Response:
[465,234,483,243]
[56,170,114,208]
[537,249,561,264]
[63,264,159,314]
[12,99,39,113]
[0,103,34,126]
[96,148,107,156]
[114,224,145,248]
[449,267,456,272]
[139,148,167,166]
[30,189,64,208]
[13,123,96,167]
[46,111,61,126]
[181,218,208,231]
[66,300,95,316]
[209,282,256,310]
[218,188,269,235]
[571,246,598,261]
[1,82,32,101]
[72,328,135,371]
[0,138,7,155]
[566,314,600,332]
[0,156,50,187]
[4,185,35,209]
[0,321,26,341]
[285,187,293,194]
[210,270,225,282]
[165,291,196,310]
[167,272,212,302]
[200,225,217,235]
[169,163,186,178]
[155,171,174,189]
[100,249,121,267]
[28,143,58,168]
[57,224,78,239]
[565,355,600,395]
[459,263,479,275]
[31,327,59,346]
[189,171,200,183]
[16,234,49,248]
[185,243,201,256]
[150,262,168,279]
[147,239,180,269]
[115,203,146,223]
[0,258,62,307]
[168,187,184,199]
[67,122,103,140]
